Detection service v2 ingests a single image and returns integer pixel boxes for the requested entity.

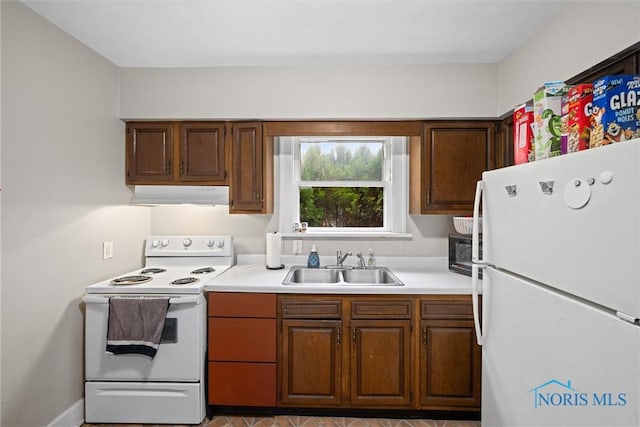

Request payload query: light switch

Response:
[292,240,302,254]
[103,241,114,259]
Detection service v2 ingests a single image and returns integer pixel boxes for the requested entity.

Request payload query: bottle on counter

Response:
[307,244,320,268]
[367,248,376,267]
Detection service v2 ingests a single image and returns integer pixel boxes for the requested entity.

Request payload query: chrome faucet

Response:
[356,252,367,269]
[336,250,352,266]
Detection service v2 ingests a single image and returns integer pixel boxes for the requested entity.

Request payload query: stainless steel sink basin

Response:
[287,267,341,284]
[342,268,402,284]
[282,266,404,286]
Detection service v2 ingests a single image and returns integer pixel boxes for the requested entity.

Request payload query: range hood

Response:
[130,185,229,206]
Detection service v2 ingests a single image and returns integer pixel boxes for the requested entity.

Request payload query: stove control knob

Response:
[151,239,160,248]
[161,239,170,247]
[183,237,192,247]
[206,239,215,248]
[216,239,225,248]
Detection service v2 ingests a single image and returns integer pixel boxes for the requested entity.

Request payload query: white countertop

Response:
[204,255,477,294]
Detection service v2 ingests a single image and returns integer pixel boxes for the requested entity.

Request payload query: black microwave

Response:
[448,233,482,278]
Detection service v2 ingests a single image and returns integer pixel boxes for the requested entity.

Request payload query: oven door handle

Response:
[82,295,200,305]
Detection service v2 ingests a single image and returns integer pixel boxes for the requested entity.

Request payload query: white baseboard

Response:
[47,399,84,427]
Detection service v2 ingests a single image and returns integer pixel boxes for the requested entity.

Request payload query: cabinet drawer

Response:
[421,299,473,320]
[209,318,276,362]
[208,362,276,407]
[281,299,342,319]
[208,292,276,318]
[351,300,412,319]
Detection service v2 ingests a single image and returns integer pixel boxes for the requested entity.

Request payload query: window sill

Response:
[279,232,413,240]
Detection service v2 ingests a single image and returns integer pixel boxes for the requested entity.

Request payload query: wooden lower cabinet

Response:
[207,292,276,407]
[419,297,481,410]
[350,319,412,407]
[280,319,342,406]
[207,293,479,413]
[278,295,414,409]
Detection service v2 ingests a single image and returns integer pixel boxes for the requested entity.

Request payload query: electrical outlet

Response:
[102,241,113,260]
[292,240,302,254]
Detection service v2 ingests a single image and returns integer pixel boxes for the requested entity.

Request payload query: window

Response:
[278,136,407,235]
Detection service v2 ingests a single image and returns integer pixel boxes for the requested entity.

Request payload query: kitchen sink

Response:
[287,267,341,284]
[342,268,401,284]
[282,266,404,286]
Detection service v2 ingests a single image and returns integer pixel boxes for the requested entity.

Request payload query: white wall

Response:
[498,1,640,113]
[120,63,499,120]
[1,3,150,426]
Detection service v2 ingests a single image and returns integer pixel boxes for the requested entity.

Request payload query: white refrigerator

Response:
[471,138,640,426]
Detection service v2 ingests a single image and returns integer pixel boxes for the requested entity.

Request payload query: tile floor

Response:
[84,415,480,427]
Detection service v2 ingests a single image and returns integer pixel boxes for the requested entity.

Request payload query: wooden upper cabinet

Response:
[410,121,496,215]
[497,115,514,169]
[126,121,227,185]
[126,122,174,183]
[230,121,266,213]
[179,122,227,183]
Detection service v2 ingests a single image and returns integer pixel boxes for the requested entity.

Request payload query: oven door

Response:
[83,294,205,382]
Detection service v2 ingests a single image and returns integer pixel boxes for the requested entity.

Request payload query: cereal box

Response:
[560,92,570,154]
[513,103,533,164]
[590,75,640,147]
[565,84,593,153]
[533,81,569,160]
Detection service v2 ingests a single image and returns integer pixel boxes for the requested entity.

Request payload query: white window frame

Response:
[278,136,407,236]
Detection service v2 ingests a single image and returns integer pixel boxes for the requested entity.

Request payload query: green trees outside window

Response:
[299,141,384,227]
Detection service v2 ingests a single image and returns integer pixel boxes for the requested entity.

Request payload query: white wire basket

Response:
[453,216,481,235]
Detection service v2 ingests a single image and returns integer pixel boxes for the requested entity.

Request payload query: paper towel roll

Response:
[266,232,283,269]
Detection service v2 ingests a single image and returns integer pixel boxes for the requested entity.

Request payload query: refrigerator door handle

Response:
[472,180,485,346]
[472,264,484,346]
[472,180,484,264]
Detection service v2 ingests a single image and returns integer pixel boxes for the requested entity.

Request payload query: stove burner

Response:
[111,275,152,286]
[191,267,215,275]
[171,277,200,286]
[140,268,167,275]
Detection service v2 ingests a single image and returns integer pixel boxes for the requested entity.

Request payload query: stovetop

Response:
[85,235,234,295]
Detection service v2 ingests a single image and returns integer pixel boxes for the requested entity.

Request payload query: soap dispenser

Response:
[367,248,376,267]
[307,244,320,268]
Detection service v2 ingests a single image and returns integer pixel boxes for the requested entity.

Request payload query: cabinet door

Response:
[230,121,264,213]
[209,362,276,406]
[421,121,495,214]
[126,122,174,184]
[179,122,227,183]
[208,318,276,362]
[350,319,412,407]
[419,318,481,409]
[280,319,342,406]
[497,116,513,169]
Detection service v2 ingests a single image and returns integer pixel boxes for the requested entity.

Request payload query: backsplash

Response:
[149,206,454,257]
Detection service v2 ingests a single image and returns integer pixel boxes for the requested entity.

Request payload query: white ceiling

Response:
[21,0,566,68]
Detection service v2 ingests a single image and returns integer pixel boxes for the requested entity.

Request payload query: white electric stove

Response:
[85,235,235,295]
[83,235,234,425]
